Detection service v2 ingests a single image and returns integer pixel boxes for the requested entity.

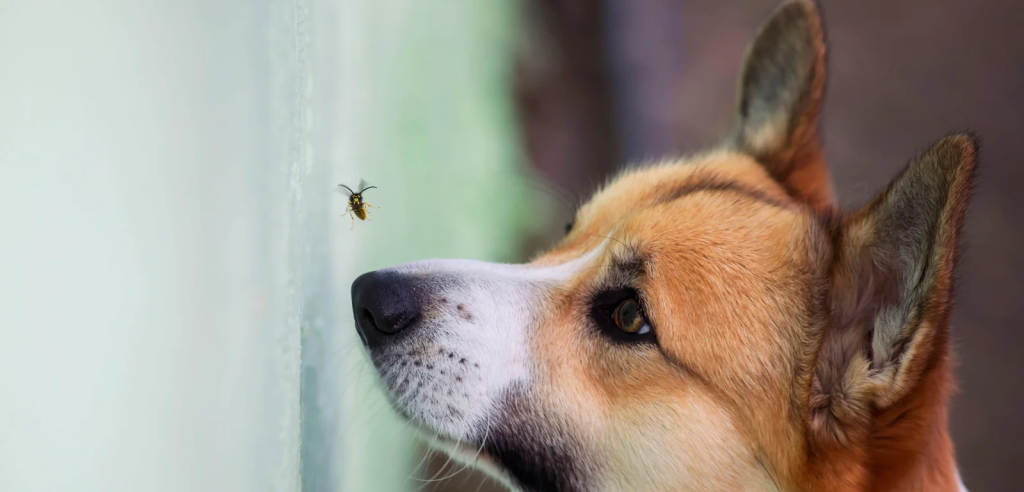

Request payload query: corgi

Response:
[350,1,976,490]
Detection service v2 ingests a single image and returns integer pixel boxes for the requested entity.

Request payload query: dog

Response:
[351,1,976,490]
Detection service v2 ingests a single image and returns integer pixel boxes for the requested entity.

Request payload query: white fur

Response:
[377,243,607,442]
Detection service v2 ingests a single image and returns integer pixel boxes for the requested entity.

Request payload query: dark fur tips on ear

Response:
[730,0,832,210]
[810,133,978,446]
[864,132,977,245]
[859,133,977,347]
[853,133,977,303]
[735,1,825,135]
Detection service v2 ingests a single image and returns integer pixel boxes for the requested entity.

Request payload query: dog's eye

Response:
[564,220,574,235]
[613,298,649,334]
[590,289,654,342]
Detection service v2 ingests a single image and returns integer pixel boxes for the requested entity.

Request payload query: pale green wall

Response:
[308,1,532,491]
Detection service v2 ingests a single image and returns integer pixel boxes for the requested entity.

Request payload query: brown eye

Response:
[590,288,655,342]
[613,299,649,334]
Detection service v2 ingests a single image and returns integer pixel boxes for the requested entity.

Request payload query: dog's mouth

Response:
[368,347,517,487]
[360,339,597,492]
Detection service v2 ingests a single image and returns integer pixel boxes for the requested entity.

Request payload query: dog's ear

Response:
[809,134,977,446]
[729,0,832,210]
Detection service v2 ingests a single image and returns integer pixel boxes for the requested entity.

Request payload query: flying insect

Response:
[338,180,378,229]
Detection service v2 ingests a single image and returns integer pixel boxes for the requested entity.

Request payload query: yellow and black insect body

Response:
[338,180,379,229]
[351,195,367,220]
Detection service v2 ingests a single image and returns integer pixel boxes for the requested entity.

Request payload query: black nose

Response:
[351,271,421,347]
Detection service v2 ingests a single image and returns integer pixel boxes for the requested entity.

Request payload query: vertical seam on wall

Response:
[282,0,310,490]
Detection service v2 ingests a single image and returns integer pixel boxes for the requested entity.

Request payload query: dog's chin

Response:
[419,430,507,475]
[383,390,503,475]
[399,416,520,489]
[388,388,592,492]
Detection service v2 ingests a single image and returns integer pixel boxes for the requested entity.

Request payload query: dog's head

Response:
[351,1,977,491]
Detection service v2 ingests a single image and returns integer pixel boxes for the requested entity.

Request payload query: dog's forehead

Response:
[538,152,797,263]
[584,152,790,221]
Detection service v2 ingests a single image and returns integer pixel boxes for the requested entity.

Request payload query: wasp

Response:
[338,180,379,229]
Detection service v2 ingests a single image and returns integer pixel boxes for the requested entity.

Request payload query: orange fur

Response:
[516,2,976,490]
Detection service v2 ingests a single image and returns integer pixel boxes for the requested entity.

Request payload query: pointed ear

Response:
[728,0,832,210]
[810,134,978,445]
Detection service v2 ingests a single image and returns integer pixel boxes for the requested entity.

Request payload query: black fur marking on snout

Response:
[483,391,591,492]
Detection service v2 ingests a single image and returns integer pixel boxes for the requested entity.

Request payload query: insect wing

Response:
[357,179,377,193]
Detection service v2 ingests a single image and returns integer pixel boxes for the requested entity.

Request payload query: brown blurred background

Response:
[427,1,1024,490]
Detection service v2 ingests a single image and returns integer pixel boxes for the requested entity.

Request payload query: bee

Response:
[338,180,379,229]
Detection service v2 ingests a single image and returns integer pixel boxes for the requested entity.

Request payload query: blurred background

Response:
[0,1,1020,492]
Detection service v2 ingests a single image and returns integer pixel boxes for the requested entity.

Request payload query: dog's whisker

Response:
[403,442,435,486]
[410,428,448,490]
[583,232,631,250]
[415,434,462,484]
[472,472,489,492]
